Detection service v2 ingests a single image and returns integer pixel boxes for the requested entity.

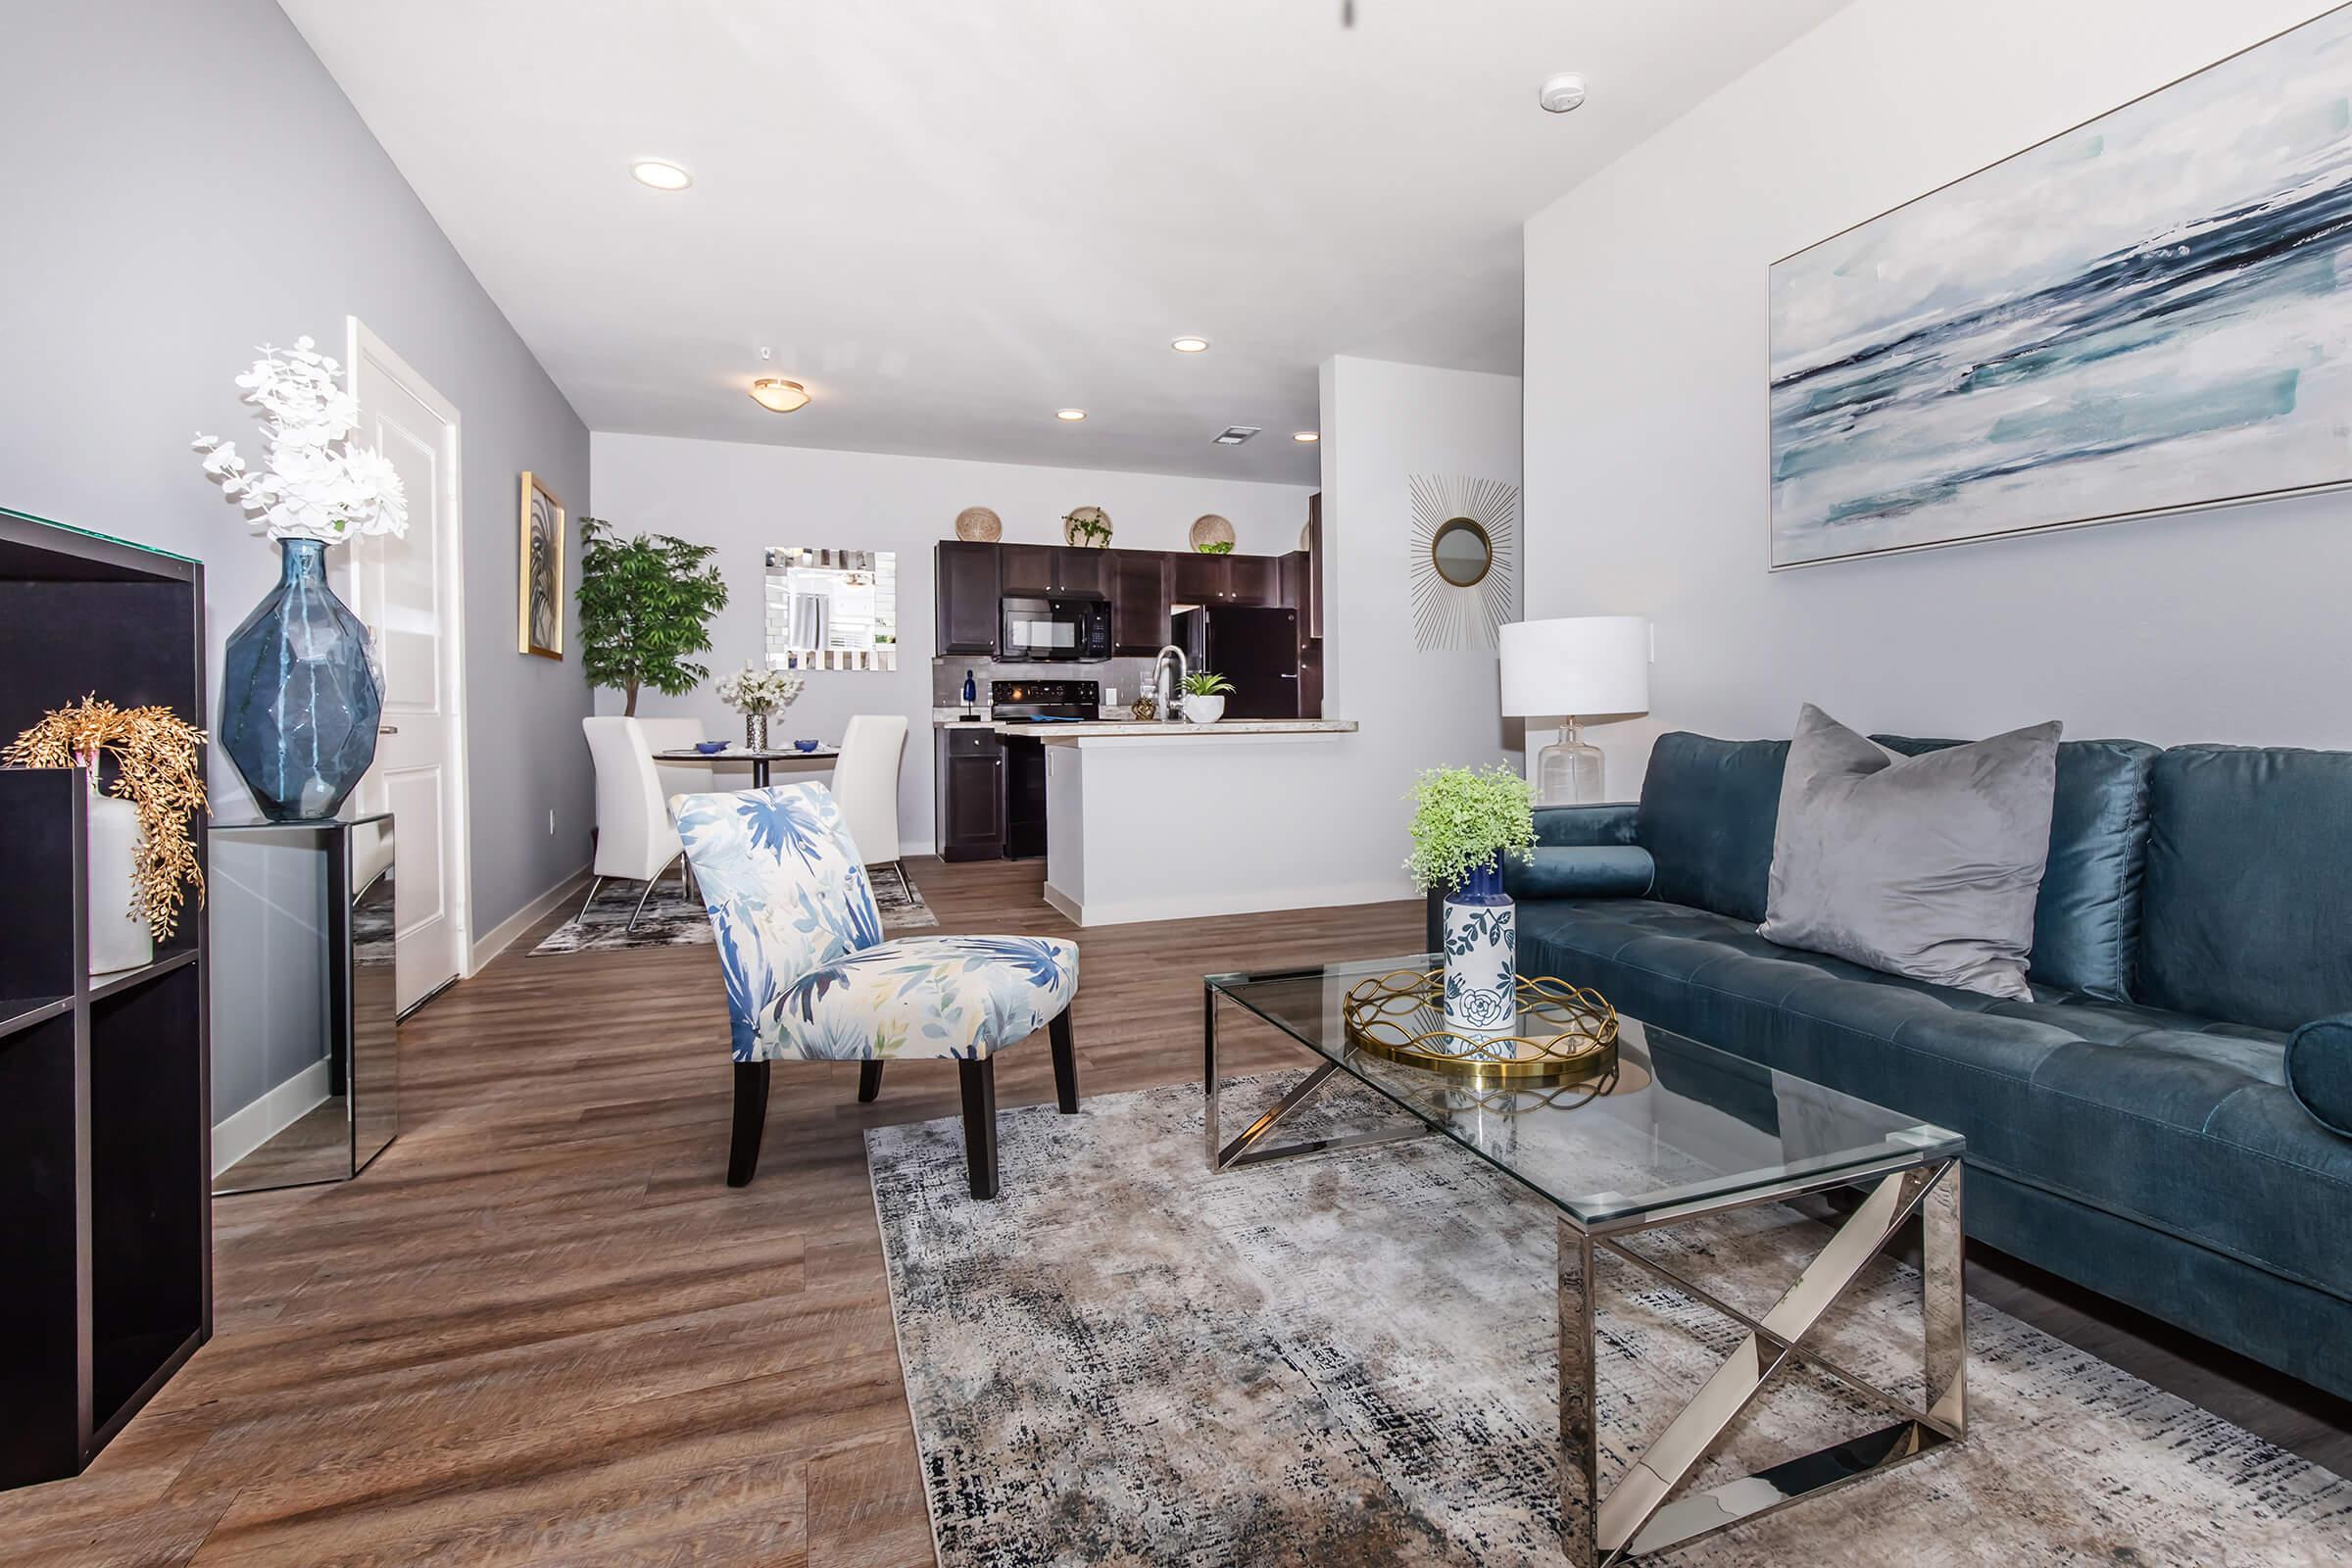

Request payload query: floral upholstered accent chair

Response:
[673,782,1081,1198]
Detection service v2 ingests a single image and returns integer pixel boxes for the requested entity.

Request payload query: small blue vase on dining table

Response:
[220,538,383,821]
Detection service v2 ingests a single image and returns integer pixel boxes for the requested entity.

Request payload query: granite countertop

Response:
[930,709,1353,737]
[998,718,1357,738]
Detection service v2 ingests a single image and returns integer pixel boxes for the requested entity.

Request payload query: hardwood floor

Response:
[4,856,2344,1564]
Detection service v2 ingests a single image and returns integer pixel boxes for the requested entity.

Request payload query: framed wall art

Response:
[518,471,564,659]
[1769,6,2352,568]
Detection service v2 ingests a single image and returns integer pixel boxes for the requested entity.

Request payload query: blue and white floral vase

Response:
[1442,858,1516,1035]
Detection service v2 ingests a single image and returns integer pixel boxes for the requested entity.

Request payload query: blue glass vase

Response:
[220,538,382,821]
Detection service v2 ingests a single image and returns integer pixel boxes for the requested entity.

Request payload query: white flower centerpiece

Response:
[193,337,412,820]
[715,663,806,751]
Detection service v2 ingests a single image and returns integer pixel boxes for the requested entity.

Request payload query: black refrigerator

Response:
[1173,606,1302,718]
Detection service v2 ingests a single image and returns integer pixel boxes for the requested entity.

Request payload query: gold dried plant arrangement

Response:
[6,696,209,940]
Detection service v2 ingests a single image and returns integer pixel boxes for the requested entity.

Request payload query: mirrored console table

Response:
[210,812,398,1195]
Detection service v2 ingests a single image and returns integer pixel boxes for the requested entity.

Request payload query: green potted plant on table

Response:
[1404,764,1536,1033]
[1180,670,1236,724]
[577,516,730,716]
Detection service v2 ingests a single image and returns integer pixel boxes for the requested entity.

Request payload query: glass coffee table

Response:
[1203,956,1967,1566]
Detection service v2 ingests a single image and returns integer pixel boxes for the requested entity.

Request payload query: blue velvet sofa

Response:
[1428,731,2352,1398]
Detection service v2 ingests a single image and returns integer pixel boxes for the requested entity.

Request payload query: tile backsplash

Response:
[932,657,1161,709]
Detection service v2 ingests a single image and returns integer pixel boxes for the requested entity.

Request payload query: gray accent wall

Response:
[3,1,595,1115]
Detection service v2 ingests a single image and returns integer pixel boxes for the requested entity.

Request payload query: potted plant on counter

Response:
[1180,670,1236,724]
[1404,764,1536,1034]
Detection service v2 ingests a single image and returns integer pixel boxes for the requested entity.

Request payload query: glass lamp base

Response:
[1534,731,1605,806]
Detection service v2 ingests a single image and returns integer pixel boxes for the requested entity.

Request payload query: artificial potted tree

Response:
[577,516,730,716]
[1404,764,1536,1034]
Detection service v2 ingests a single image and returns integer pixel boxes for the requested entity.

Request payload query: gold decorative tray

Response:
[1341,968,1619,1085]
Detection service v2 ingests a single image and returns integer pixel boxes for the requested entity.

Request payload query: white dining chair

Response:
[831,714,910,898]
[582,715,688,929]
[636,714,726,806]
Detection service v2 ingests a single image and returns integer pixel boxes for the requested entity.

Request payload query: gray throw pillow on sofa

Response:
[1760,705,2061,999]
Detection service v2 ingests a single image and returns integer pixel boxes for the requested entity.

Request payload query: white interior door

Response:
[342,318,469,1012]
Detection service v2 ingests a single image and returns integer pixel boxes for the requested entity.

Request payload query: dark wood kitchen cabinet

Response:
[1000,544,1106,598]
[936,727,1004,861]
[1171,550,1226,606]
[1227,554,1282,607]
[934,542,1001,656]
[1109,550,1172,656]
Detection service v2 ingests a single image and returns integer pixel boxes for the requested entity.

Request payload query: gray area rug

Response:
[868,1076,2352,1567]
[530,870,935,955]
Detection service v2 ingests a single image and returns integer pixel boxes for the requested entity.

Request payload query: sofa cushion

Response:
[1517,897,2352,1302]
[1504,846,1654,901]
[2287,1014,2352,1138]
[1762,707,2058,999]
[2139,746,2352,1033]
[1877,735,2157,1001]
[1636,732,1788,922]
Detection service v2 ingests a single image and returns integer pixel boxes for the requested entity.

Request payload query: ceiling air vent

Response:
[1212,425,1262,446]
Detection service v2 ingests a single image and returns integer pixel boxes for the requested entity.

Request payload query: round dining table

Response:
[652,745,840,790]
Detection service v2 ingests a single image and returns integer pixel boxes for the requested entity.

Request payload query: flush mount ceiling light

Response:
[630,159,694,190]
[1293,430,1320,443]
[1212,425,1261,446]
[1170,336,1210,354]
[749,377,808,413]
[1055,408,1088,421]
[1538,73,1588,114]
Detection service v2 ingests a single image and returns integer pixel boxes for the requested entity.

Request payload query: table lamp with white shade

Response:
[1499,615,1651,805]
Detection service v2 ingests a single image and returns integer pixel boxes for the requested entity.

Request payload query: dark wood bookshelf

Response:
[0,507,210,1491]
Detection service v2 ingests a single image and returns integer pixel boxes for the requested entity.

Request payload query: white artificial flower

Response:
[195,340,409,544]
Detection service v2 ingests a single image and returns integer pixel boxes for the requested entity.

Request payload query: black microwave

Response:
[1000,594,1111,662]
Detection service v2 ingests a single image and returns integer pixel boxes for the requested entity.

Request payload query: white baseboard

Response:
[468,864,593,971]
[212,1055,332,1178]
[1041,877,1415,928]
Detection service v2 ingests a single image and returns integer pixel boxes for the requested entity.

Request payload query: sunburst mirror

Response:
[1408,474,1519,650]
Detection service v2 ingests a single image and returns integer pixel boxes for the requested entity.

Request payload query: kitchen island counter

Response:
[1036,719,1387,926]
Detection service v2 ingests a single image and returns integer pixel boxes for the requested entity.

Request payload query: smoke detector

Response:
[1539,73,1588,114]
[1212,425,1261,446]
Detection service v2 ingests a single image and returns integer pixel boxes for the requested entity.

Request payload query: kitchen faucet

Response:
[1152,644,1188,722]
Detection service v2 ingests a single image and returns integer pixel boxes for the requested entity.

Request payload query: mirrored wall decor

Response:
[1407,473,1520,651]
[765,547,898,670]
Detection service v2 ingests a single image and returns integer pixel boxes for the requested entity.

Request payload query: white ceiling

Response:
[281,0,1849,483]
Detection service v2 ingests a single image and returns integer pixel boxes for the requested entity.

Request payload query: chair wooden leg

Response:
[958,1056,999,1200]
[858,1060,884,1103]
[727,1061,771,1188]
[1050,1008,1079,1114]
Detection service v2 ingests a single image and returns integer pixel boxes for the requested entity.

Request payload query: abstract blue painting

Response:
[1769,7,2352,568]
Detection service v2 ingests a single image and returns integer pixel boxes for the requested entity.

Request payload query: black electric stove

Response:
[992,680,1097,858]
[990,678,1099,722]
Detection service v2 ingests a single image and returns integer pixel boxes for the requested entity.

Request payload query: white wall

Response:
[1319,355,1525,886]
[588,432,1315,852]
[1523,0,2352,792]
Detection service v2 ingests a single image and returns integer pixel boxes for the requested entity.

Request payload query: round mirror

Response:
[1430,516,1493,587]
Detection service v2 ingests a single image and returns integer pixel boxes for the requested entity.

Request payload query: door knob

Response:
[379,725,400,735]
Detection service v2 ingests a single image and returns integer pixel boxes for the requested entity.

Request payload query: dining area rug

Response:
[866,1076,2352,1567]
[531,870,935,955]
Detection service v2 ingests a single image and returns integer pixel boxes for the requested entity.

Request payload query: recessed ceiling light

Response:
[1170,336,1210,354]
[1538,74,1588,114]
[630,159,694,190]
[1293,430,1320,443]
[1055,408,1087,421]
[749,377,808,413]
